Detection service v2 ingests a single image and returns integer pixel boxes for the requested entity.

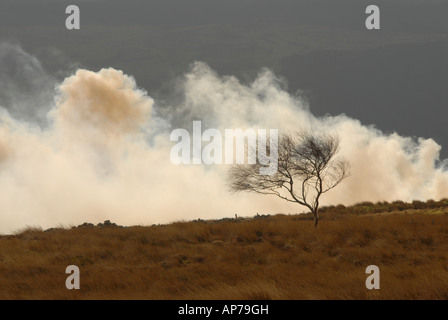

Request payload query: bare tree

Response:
[228,130,350,227]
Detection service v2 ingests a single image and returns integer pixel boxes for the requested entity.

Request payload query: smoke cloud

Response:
[1,45,447,234]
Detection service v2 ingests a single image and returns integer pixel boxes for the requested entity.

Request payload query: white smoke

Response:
[0,48,447,234]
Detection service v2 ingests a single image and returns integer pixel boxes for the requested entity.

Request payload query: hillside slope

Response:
[1,204,447,299]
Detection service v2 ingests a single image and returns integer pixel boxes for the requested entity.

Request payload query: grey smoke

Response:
[0,42,56,125]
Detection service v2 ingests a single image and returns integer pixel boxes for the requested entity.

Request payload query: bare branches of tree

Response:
[228,130,350,227]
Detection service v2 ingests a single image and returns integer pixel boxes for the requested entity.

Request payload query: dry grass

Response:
[1,208,448,300]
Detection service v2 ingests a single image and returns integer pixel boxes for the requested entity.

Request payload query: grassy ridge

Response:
[1,202,448,299]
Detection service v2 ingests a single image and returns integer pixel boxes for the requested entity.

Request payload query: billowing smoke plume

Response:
[1,45,447,234]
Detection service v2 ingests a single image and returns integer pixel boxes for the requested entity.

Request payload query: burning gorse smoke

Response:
[0,44,447,234]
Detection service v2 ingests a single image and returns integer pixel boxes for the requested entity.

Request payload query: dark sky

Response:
[1,0,448,156]
[1,0,447,31]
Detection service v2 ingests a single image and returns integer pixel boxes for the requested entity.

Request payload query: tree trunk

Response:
[313,211,319,228]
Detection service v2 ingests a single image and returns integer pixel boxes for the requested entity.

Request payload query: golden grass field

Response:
[1,200,448,300]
